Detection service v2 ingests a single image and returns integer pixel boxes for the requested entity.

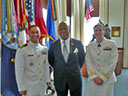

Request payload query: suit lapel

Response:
[68,39,75,61]
[56,39,75,63]
[56,39,65,61]
[70,39,74,54]
[55,39,62,53]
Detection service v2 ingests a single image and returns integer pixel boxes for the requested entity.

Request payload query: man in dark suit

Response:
[48,22,85,96]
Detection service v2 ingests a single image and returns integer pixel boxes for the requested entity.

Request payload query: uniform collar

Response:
[95,38,106,47]
[29,41,39,48]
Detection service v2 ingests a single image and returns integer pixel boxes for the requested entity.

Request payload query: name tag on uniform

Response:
[103,46,112,51]
[103,48,112,51]
[28,54,34,56]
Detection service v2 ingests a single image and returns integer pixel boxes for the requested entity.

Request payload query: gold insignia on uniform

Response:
[42,51,47,55]
[102,72,109,79]
[103,46,112,50]
[40,70,42,73]
[20,44,28,48]
[97,53,100,55]
[38,55,40,57]
[104,46,110,49]
[30,62,33,66]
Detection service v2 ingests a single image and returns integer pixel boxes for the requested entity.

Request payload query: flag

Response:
[50,0,57,20]
[1,0,6,34]
[14,0,27,46]
[1,0,21,95]
[86,0,94,22]
[25,0,35,43]
[35,0,48,42]
[1,44,21,96]
[14,0,22,26]
[25,0,35,28]
[46,0,56,48]
[14,0,26,28]
[1,0,18,49]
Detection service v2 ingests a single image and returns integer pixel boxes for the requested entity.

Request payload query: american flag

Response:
[25,0,35,42]
[86,0,94,22]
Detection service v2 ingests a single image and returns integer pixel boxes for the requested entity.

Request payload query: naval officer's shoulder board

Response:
[20,44,28,48]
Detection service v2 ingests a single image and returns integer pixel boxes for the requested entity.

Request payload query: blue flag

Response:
[1,44,21,96]
[46,0,56,49]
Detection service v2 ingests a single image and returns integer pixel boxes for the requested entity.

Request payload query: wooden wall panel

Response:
[41,0,99,17]
[67,0,71,17]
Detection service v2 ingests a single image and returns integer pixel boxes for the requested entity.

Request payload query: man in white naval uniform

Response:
[15,25,50,96]
[86,23,118,96]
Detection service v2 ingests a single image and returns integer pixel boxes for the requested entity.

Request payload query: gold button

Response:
[38,55,40,57]
[97,64,100,66]
[40,78,42,81]
[29,62,33,66]
[40,71,42,73]
[97,53,100,56]
[97,59,100,61]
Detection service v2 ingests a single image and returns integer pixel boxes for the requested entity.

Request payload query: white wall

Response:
[109,0,124,48]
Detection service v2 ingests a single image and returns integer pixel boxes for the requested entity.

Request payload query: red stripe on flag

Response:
[86,0,94,22]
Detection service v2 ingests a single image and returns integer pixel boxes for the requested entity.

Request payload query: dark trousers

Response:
[56,83,82,96]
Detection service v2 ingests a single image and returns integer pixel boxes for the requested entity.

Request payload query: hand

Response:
[84,70,88,78]
[93,76,103,85]
[47,82,51,88]
[19,90,27,95]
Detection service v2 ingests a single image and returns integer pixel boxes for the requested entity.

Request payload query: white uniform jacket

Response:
[86,38,118,83]
[15,42,50,95]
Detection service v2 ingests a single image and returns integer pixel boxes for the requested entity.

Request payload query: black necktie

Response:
[97,44,101,47]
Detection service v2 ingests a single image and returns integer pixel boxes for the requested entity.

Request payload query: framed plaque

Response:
[111,27,120,37]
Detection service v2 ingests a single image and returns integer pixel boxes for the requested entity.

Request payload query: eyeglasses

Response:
[59,28,68,31]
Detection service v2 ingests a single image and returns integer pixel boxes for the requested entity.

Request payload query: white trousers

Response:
[86,81,114,96]
[25,93,44,96]
[24,88,45,96]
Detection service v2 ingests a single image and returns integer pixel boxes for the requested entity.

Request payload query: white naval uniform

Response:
[86,38,118,96]
[15,42,50,96]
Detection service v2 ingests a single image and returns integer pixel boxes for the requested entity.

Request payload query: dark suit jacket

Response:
[48,38,85,90]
